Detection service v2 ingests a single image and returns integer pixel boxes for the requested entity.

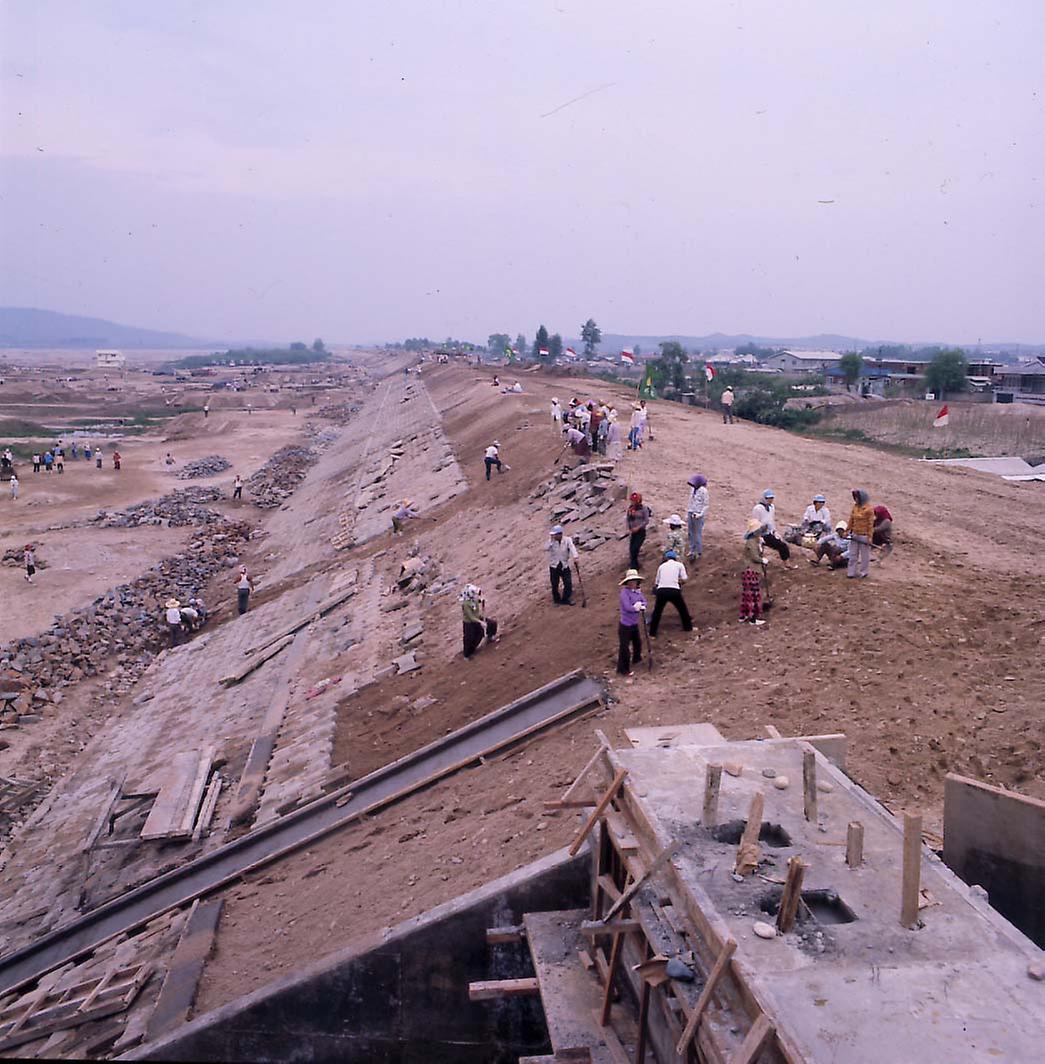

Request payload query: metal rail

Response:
[0,670,602,996]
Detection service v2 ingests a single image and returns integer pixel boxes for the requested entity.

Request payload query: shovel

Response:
[761,557,775,610]
[573,560,587,608]
[640,610,654,672]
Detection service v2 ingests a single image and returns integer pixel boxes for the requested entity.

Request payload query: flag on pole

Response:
[538,347,550,358]
[638,364,657,400]
[933,404,950,428]
[704,363,716,382]
[505,344,517,362]
[621,348,635,365]
[565,347,577,359]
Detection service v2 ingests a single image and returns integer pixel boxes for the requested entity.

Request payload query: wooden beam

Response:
[467,977,540,1001]
[763,725,783,739]
[802,750,818,823]
[177,746,216,838]
[218,636,293,687]
[485,925,525,944]
[580,919,642,938]
[846,821,864,869]
[192,774,222,844]
[569,769,628,857]
[732,1014,774,1064]
[635,970,652,1063]
[603,841,677,922]
[241,585,358,657]
[901,812,923,928]
[560,743,611,804]
[600,932,625,1026]
[776,857,807,934]
[702,764,722,828]
[82,779,124,853]
[675,938,737,1056]
[733,792,764,876]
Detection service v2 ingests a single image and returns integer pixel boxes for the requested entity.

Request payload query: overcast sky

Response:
[2,2,1043,345]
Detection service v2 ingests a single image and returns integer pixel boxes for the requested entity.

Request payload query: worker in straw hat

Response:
[164,598,184,646]
[617,569,648,676]
[662,514,685,557]
[392,498,420,534]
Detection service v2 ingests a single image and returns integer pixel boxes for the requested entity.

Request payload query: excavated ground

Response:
[195,363,1043,1010]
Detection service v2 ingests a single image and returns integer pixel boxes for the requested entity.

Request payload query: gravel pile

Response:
[314,402,359,425]
[0,520,253,722]
[177,455,231,479]
[2,547,47,569]
[246,445,316,508]
[98,486,225,528]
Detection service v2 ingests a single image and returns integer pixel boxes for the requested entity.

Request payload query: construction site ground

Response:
[0,355,1041,1047]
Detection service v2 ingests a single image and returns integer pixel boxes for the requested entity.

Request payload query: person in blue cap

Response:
[545,524,578,605]
[751,489,790,561]
[801,494,832,535]
[648,550,693,636]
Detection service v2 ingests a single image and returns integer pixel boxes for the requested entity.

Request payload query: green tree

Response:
[925,348,969,399]
[487,332,510,356]
[581,318,602,358]
[532,325,550,357]
[839,352,863,391]
[311,338,326,354]
[549,333,563,359]
[649,341,689,392]
[515,333,526,357]
[290,341,307,351]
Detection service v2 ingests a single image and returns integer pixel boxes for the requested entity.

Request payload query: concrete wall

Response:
[133,848,590,1064]
[943,773,1045,948]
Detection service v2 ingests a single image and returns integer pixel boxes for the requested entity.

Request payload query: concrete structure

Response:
[95,349,126,370]
[762,350,841,374]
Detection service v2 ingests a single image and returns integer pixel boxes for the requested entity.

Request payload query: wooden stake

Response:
[846,821,864,869]
[560,745,609,804]
[776,856,807,934]
[600,932,625,1026]
[569,768,627,856]
[467,977,540,1001]
[635,969,652,1063]
[674,938,737,1056]
[802,749,818,823]
[603,841,677,922]
[733,792,764,876]
[702,764,722,827]
[901,812,923,928]
[733,1014,775,1064]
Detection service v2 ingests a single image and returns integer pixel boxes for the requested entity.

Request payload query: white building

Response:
[96,349,126,370]
[762,349,842,373]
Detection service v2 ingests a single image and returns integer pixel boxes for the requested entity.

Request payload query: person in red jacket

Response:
[872,504,894,561]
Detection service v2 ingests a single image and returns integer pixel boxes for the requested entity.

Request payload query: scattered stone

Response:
[773,776,790,790]
[761,768,777,779]
[1028,962,1045,981]
[723,762,743,777]
[393,652,420,675]
[247,445,317,508]
[752,921,777,940]
[177,455,231,479]
[817,780,834,793]
[665,958,695,982]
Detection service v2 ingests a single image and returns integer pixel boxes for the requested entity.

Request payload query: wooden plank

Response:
[802,750,818,823]
[603,841,677,922]
[733,792,764,876]
[468,977,540,1001]
[636,969,652,1063]
[486,925,526,944]
[702,764,723,828]
[218,636,293,687]
[776,857,807,934]
[580,919,641,938]
[140,752,205,841]
[569,769,628,857]
[145,900,223,1041]
[901,812,923,928]
[732,1014,775,1064]
[560,744,611,804]
[191,774,222,844]
[845,821,864,869]
[599,933,625,1026]
[177,746,216,838]
[242,585,359,657]
[675,938,737,1056]
[82,779,124,854]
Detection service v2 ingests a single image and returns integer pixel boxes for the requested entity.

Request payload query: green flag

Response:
[639,364,657,400]
[505,344,516,363]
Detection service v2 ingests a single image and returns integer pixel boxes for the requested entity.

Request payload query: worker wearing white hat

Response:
[662,514,685,557]
[484,440,503,480]
[546,524,578,606]
[801,494,831,534]
[550,397,562,434]
[165,598,184,647]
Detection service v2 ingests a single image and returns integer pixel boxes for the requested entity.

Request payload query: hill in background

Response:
[0,307,202,349]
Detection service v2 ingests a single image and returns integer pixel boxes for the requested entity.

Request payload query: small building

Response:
[95,349,126,370]
[996,357,1045,405]
[762,349,842,373]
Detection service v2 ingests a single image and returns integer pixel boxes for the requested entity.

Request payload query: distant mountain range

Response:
[0,307,203,349]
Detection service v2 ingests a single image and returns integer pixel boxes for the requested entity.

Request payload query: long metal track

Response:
[0,670,602,996]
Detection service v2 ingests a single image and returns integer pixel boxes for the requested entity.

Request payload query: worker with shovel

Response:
[546,524,578,606]
[617,569,648,676]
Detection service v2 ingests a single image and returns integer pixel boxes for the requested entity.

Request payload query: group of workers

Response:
[549,396,653,461]
[164,596,209,646]
[27,443,121,473]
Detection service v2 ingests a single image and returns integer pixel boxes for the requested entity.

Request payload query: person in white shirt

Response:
[9,474,18,501]
[484,441,503,480]
[551,398,562,433]
[721,386,735,424]
[648,551,693,636]
[752,489,790,561]
[545,525,579,606]
[165,598,184,646]
[628,405,645,449]
[685,474,710,560]
[236,566,255,614]
[801,495,831,533]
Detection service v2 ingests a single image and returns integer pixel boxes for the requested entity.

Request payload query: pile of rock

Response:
[314,402,359,424]
[246,445,316,508]
[177,455,231,479]
[528,461,626,549]
[2,547,47,569]
[0,519,253,722]
[97,486,225,528]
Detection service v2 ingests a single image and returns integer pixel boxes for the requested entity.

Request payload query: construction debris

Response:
[176,456,231,479]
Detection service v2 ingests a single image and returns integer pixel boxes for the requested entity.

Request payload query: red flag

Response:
[620,349,635,365]
[538,347,550,357]
[704,364,716,382]
[933,405,949,428]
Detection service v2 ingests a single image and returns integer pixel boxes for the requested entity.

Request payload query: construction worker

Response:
[810,521,850,569]
[662,514,685,556]
[235,565,255,614]
[873,504,894,561]
[801,494,832,534]
[551,397,562,433]
[721,386,735,424]
[740,520,768,624]
[565,425,590,458]
[752,489,790,561]
[165,598,184,646]
[484,440,503,480]
[232,474,244,502]
[648,551,693,636]
[546,525,578,606]
[626,493,652,569]
[460,584,498,659]
[23,544,35,584]
[617,569,647,675]
[392,498,420,534]
[845,489,875,579]
[686,474,709,561]
[9,473,18,501]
